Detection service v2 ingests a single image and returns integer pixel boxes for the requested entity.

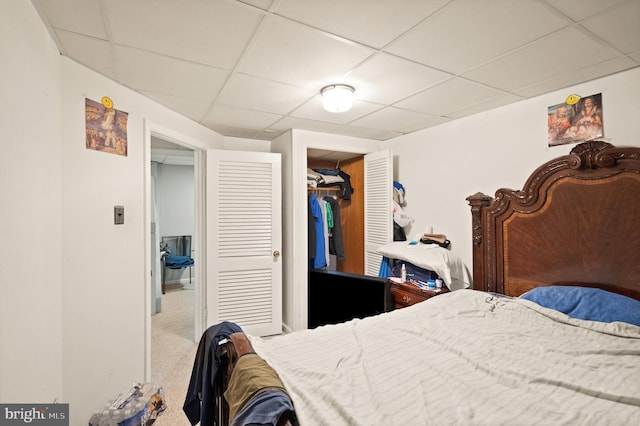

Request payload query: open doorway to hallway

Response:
[150,137,198,423]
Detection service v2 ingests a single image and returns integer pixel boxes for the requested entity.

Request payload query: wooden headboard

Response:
[467,141,640,301]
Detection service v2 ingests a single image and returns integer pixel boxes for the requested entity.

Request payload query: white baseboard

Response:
[281,323,293,334]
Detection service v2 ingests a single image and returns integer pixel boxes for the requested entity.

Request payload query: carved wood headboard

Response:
[467,141,640,301]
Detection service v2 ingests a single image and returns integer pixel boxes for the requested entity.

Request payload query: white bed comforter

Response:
[249,290,640,426]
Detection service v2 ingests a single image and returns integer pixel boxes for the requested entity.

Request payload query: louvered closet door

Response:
[206,149,282,337]
[364,149,393,276]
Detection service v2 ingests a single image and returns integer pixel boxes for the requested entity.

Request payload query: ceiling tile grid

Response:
[32,0,640,141]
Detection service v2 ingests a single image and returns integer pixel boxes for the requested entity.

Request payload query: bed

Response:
[466,140,640,300]
[185,141,640,426]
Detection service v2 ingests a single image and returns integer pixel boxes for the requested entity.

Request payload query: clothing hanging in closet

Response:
[308,192,345,269]
[323,196,344,262]
[308,193,326,269]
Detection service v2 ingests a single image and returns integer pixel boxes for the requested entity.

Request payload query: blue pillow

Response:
[520,286,640,327]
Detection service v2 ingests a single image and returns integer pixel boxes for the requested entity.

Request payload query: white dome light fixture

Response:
[321,84,355,113]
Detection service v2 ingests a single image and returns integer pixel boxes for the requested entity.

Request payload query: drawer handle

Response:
[402,295,411,304]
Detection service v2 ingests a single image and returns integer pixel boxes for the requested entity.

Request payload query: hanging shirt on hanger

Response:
[323,196,345,262]
[308,193,326,269]
[319,199,330,268]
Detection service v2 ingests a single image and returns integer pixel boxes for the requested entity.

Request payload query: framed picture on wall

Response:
[548,93,603,147]
[85,97,128,156]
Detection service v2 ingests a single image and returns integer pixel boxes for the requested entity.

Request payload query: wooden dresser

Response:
[390,280,448,309]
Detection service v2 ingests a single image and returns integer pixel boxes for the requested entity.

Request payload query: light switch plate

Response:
[114,205,124,225]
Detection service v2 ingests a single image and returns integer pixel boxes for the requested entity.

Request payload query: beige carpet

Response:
[151,284,198,425]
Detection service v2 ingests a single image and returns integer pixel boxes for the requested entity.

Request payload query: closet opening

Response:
[306,147,394,328]
[307,149,364,275]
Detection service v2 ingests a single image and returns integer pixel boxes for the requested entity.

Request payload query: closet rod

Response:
[308,186,339,199]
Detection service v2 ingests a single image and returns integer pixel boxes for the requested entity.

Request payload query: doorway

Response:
[144,119,208,379]
[150,137,196,311]
[150,136,197,386]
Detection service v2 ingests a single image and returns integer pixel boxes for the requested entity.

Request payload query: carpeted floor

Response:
[151,283,198,425]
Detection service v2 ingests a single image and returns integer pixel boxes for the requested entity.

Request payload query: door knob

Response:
[273,250,280,257]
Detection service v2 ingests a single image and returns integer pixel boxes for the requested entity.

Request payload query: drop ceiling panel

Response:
[55,30,117,80]
[462,27,621,92]
[115,46,229,102]
[395,77,508,116]
[579,0,640,54]
[202,104,282,130]
[350,107,436,132]
[104,0,263,70]
[513,56,638,98]
[269,116,338,134]
[545,0,626,21]
[272,0,450,49]
[384,0,570,74]
[240,0,275,11]
[237,16,374,88]
[447,93,523,120]
[290,96,382,124]
[216,73,315,114]
[343,53,452,105]
[30,0,640,142]
[33,0,106,40]
[139,90,214,123]
[399,116,453,134]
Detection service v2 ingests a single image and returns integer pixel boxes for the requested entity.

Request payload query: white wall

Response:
[157,163,195,284]
[0,0,63,403]
[385,67,640,272]
[1,1,224,423]
[224,136,271,152]
[60,56,223,421]
[157,164,195,237]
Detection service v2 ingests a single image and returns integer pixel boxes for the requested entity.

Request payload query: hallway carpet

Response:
[151,284,198,425]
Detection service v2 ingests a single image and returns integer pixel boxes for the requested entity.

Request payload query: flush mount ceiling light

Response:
[321,84,355,113]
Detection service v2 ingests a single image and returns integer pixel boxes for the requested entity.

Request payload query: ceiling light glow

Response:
[321,84,354,113]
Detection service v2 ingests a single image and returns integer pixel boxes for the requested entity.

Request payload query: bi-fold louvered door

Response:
[206,149,282,337]
[364,150,393,276]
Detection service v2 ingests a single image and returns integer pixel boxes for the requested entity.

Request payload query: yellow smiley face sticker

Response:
[565,94,581,105]
[101,96,114,109]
